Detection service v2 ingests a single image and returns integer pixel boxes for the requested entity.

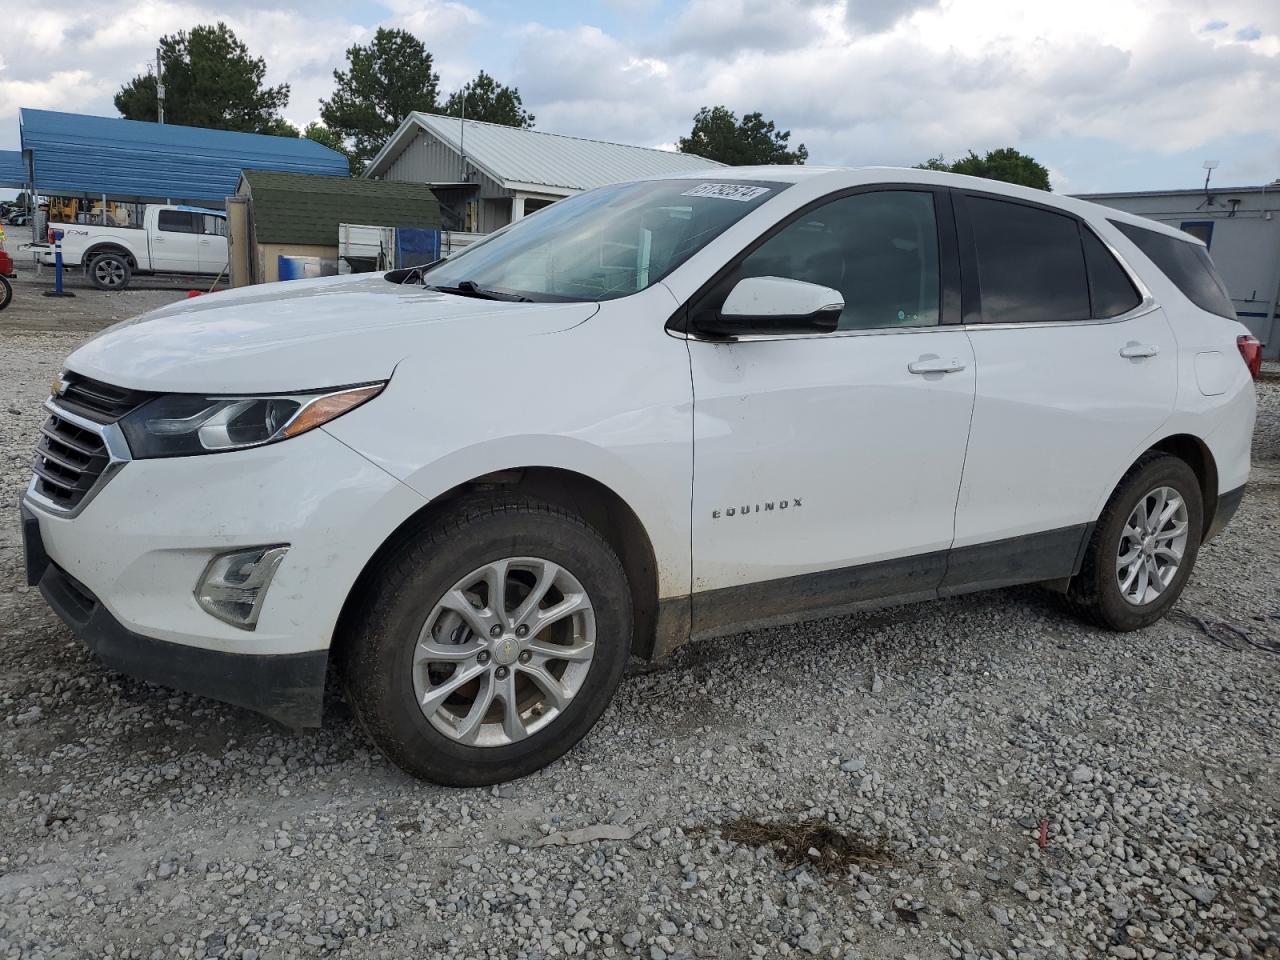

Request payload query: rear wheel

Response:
[87,252,131,291]
[0,275,10,311]
[1068,454,1203,630]
[343,497,632,785]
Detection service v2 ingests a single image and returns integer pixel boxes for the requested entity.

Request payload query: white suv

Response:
[22,167,1259,785]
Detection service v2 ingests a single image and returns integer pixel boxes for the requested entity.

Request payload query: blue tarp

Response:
[19,109,349,204]
[0,150,28,189]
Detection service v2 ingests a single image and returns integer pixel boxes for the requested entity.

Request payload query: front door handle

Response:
[908,356,967,375]
[1120,342,1160,359]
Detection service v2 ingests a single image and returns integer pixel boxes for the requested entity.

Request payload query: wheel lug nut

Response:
[489,624,502,638]
[476,651,490,664]
[519,651,532,663]
[495,666,509,679]
[515,624,529,638]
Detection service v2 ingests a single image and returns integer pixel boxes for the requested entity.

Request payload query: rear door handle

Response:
[908,356,967,375]
[1120,342,1160,359]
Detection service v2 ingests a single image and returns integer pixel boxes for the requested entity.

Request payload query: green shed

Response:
[229,170,442,285]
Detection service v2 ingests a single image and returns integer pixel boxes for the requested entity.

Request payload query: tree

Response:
[677,106,807,165]
[443,71,534,128]
[303,122,355,175]
[320,28,440,168]
[114,23,291,134]
[915,148,1051,191]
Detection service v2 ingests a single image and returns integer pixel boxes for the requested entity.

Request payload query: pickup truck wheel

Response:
[1067,453,1203,631]
[88,252,131,291]
[343,497,632,786]
[0,276,10,311]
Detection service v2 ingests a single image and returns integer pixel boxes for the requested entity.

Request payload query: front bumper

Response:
[26,515,326,727]
[21,424,427,724]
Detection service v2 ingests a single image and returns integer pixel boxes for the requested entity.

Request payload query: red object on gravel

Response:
[0,249,13,278]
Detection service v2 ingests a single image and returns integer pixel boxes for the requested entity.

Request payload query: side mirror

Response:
[702,276,844,337]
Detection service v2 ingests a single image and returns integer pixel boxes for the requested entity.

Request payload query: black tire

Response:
[87,252,131,291]
[342,496,632,786]
[1067,453,1203,631]
[0,275,10,311]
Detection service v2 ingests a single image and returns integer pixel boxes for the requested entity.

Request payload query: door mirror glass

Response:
[707,275,844,336]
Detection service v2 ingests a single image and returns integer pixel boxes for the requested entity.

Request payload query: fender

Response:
[387,434,690,600]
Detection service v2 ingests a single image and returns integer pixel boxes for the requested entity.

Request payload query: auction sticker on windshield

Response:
[681,183,772,202]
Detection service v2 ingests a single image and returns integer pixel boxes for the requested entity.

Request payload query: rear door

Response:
[197,213,229,276]
[150,209,201,272]
[946,190,1177,591]
[686,186,976,632]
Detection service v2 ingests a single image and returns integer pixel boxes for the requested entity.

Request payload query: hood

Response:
[65,273,598,393]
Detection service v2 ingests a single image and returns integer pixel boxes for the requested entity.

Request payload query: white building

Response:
[1079,182,1280,358]
[363,113,722,233]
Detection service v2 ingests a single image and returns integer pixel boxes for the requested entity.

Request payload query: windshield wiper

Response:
[423,279,532,302]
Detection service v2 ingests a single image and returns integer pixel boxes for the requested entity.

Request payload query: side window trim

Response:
[671,182,963,338]
[953,188,1153,327]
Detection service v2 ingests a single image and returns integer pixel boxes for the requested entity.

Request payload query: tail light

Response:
[47,226,54,245]
[1237,334,1263,380]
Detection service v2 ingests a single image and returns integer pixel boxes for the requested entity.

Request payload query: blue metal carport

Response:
[18,109,348,205]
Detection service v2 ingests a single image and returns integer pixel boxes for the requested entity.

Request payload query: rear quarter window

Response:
[1110,220,1235,320]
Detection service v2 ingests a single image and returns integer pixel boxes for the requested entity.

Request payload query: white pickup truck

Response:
[38,204,228,291]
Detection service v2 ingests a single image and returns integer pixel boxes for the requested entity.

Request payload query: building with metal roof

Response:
[0,150,28,190]
[16,108,349,206]
[1077,181,1280,358]
[364,112,722,232]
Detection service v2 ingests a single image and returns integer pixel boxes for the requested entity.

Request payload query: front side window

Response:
[421,179,787,302]
[201,214,227,237]
[699,190,941,330]
[968,196,1090,324]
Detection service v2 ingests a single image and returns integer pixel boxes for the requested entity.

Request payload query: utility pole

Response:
[156,47,166,124]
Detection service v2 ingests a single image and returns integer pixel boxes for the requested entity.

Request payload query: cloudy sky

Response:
[1,0,1277,194]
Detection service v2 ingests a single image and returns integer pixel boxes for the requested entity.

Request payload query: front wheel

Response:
[0,275,10,311]
[1068,454,1203,631]
[342,497,633,786]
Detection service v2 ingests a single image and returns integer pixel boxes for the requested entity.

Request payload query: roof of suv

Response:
[651,164,1198,243]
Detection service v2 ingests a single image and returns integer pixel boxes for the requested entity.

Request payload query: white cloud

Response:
[0,0,1276,193]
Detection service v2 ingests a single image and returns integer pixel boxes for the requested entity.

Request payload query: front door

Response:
[945,190,1178,591]
[685,187,976,635]
[197,213,229,276]
[151,209,201,273]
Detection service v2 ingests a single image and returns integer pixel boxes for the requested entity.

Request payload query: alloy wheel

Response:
[94,260,125,288]
[1116,485,1189,606]
[413,557,596,746]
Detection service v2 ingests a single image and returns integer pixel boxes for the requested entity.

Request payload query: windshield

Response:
[419,179,787,302]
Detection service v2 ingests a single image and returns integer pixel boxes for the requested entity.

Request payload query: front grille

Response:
[31,412,112,510]
[57,374,151,423]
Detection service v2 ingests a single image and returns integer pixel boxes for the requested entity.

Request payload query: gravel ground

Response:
[1,315,1277,960]
[1,268,220,334]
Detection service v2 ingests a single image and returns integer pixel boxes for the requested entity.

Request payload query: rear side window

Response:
[157,210,197,234]
[1110,220,1235,320]
[1082,228,1142,318]
[967,196,1090,324]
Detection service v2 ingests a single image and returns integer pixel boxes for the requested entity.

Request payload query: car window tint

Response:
[729,190,941,330]
[968,196,1090,324]
[1110,220,1235,320]
[157,210,196,234]
[1082,228,1141,318]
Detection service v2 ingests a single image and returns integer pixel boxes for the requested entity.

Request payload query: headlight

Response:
[119,383,384,458]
